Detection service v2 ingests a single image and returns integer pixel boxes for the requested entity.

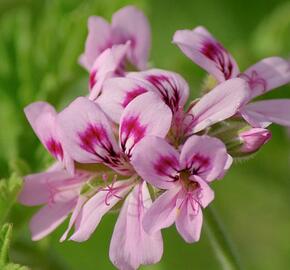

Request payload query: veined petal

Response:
[112,6,151,70]
[97,77,149,123]
[24,102,69,165]
[57,97,121,167]
[241,99,290,128]
[175,199,203,243]
[30,200,76,241]
[188,78,249,133]
[239,57,290,99]
[19,170,86,206]
[131,136,180,190]
[79,16,113,71]
[109,182,163,270]
[173,27,239,82]
[127,69,189,112]
[143,186,181,234]
[119,92,172,156]
[89,43,130,100]
[70,180,133,242]
[180,135,228,182]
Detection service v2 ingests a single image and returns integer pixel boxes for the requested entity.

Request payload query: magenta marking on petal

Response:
[154,155,179,181]
[186,153,210,176]
[78,124,118,161]
[146,74,180,112]
[122,87,147,108]
[121,116,146,154]
[89,69,97,89]
[201,41,233,80]
[238,70,267,92]
[46,138,64,160]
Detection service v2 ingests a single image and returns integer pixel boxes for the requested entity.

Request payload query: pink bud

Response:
[239,128,271,153]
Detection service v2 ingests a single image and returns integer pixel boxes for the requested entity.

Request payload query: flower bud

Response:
[239,128,272,154]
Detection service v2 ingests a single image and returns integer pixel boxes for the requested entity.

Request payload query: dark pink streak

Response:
[121,116,146,150]
[46,138,64,160]
[154,155,179,178]
[122,87,147,108]
[201,41,233,80]
[188,153,210,175]
[89,69,97,89]
[147,74,180,111]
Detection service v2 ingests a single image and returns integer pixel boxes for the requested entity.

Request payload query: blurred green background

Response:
[0,0,290,269]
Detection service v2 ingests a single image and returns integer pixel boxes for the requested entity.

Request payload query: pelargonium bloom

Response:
[173,26,290,128]
[131,135,230,242]
[80,6,151,71]
[56,93,171,269]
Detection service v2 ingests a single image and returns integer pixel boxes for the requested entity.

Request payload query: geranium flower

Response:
[173,26,290,128]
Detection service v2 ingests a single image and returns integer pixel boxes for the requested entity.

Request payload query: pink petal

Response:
[127,69,189,112]
[30,200,76,241]
[241,99,290,128]
[109,182,163,270]
[19,170,86,206]
[60,195,87,242]
[239,57,290,99]
[89,43,130,100]
[143,186,181,234]
[180,135,228,182]
[97,77,149,123]
[131,136,180,190]
[57,97,120,166]
[188,78,249,133]
[112,6,151,70]
[119,92,172,156]
[173,27,239,82]
[175,200,203,243]
[79,16,113,71]
[70,180,133,242]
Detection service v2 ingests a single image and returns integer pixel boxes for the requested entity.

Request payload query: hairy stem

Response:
[204,206,243,270]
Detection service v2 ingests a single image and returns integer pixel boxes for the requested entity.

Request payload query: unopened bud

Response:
[239,128,272,154]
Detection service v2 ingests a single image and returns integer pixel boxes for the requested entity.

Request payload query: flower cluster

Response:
[19,5,290,270]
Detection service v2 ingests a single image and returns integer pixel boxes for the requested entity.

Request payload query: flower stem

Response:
[204,206,243,270]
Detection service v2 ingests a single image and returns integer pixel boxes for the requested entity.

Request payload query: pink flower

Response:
[97,68,249,139]
[239,128,272,154]
[24,102,74,173]
[56,93,170,269]
[80,6,151,71]
[173,26,290,128]
[19,165,89,241]
[131,135,231,243]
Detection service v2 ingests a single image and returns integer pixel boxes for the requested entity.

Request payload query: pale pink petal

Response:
[109,182,163,270]
[127,69,189,112]
[188,78,249,133]
[143,186,181,234]
[180,135,228,182]
[70,180,133,242]
[241,99,290,128]
[79,16,113,70]
[30,200,76,241]
[239,57,290,99]
[217,154,233,179]
[131,136,180,190]
[190,175,215,208]
[119,92,172,156]
[19,170,86,206]
[112,6,151,70]
[97,77,149,123]
[57,97,120,165]
[89,43,130,100]
[175,200,203,243]
[173,27,239,82]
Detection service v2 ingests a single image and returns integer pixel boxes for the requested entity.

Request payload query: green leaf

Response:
[3,263,30,270]
[0,174,23,226]
[0,224,12,266]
